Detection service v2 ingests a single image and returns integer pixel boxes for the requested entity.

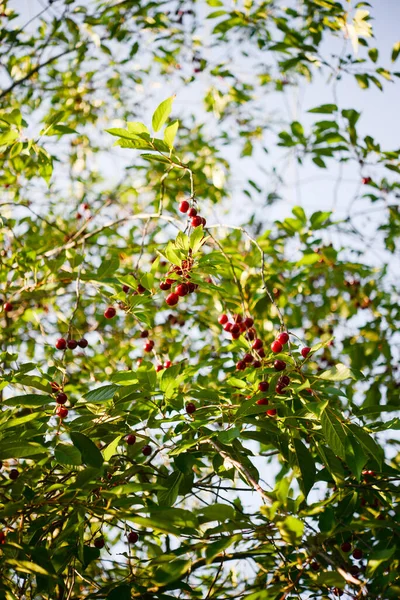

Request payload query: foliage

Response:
[0,1,399,599]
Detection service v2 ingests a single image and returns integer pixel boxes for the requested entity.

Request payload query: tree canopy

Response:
[0,1,399,599]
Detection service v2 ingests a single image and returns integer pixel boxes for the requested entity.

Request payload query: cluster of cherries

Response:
[55,337,88,350]
[51,382,69,419]
[125,434,152,456]
[178,200,206,228]
[161,258,199,307]
[94,530,139,550]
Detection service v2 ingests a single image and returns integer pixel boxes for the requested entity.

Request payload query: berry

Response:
[236,360,246,371]
[164,360,172,368]
[140,330,149,338]
[9,469,19,480]
[233,314,243,323]
[160,280,172,291]
[0,531,5,544]
[128,531,139,544]
[122,285,130,293]
[186,402,196,414]
[252,339,263,351]
[362,176,371,185]
[126,434,136,445]
[341,541,352,553]
[187,207,197,217]
[244,317,254,328]
[253,360,261,368]
[267,408,277,416]
[277,332,289,345]
[256,398,269,405]
[142,445,152,456]
[78,338,88,348]
[243,353,253,364]
[246,329,255,341]
[3,302,13,312]
[271,340,283,353]
[94,537,105,549]
[218,314,228,325]
[231,331,241,340]
[231,324,240,335]
[353,548,363,560]
[201,217,207,226]
[144,340,154,352]
[104,307,116,319]
[156,364,164,372]
[275,385,286,395]
[279,375,290,386]
[257,348,265,358]
[301,347,311,358]
[191,216,203,227]
[224,322,233,332]
[258,381,269,392]
[333,588,344,597]
[239,322,247,332]
[310,561,319,572]
[274,360,286,371]
[188,282,197,293]
[55,338,67,350]
[56,392,67,405]
[176,283,189,297]
[166,293,179,306]
[56,405,68,418]
[179,200,189,213]
[67,339,78,350]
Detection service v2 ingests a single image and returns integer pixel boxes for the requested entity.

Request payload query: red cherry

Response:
[176,283,189,297]
[274,359,286,371]
[362,176,371,185]
[267,408,277,416]
[186,402,196,414]
[333,588,344,597]
[243,353,253,364]
[122,285,130,293]
[140,330,149,338]
[104,307,116,319]
[236,360,246,371]
[243,317,254,328]
[341,541,352,553]
[156,364,164,372]
[257,348,265,358]
[271,340,283,353]
[126,434,136,445]
[277,332,289,344]
[164,360,172,368]
[256,398,269,405]
[275,385,285,394]
[253,360,261,368]
[179,200,189,213]
[188,282,197,293]
[231,331,241,340]
[252,339,263,351]
[166,292,179,306]
[137,284,146,294]
[224,322,233,332]
[187,207,197,217]
[144,340,154,352]
[218,314,228,325]
[56,392,67,405]
[201,217,207,226]
[50,382,60,391]
[9,469,19,480]
[3,302,13,312]
[94,537,105,549]
[67,339,78,349]
[258,381,269,392]
[78,338,88,348]
[166,278,175,285]
[55,338,67,350]
[160,280,172,291]
[233,314,243,323]
[191,216,203,227]
[56,405,68,418]
[352,548,363,560]
[231,324,240,335]
[239,322,247,332]
[301,347,311,358]
[279,375,290,386]
[310,561,319,572]
[128,531,139,544]
[0,531,5,544]
[142,445,152,456]
[246,329,255,341]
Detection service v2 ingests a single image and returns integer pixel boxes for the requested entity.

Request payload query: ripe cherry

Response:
[244,317,254,328]
[78,338,88,348]
[246,329,255,341]
[164,360,172,368]
[9,469,19,480]
[0,531,5,544]
[137,284,146,294]
[231,331,241,340]
[56,405,68,418]
[252,339,263,351]
[128,531,139,544]
[275,385,285,395]
[160,280,172,291]
[253,360,261,368]
[144,340,154,352]
[256,398,269,405]
[271,340,283,353]
[166,292,179,306]
[279,375,290,386]
[3,302,13,312]
[126,434,136,445]
[186,402,196,414]
[224,322,233,332]
[104,307,116,319]
[267,408,277,416]
[176,283,189,297]
[258,381,269,392]
[187,207,197,217]
[301,347,311,358]
[156,364,164,372]
[362,176,371,185]
[333,588,344,597]
[122,285,130,293]
[56,392,67,405]
[277,332,289,345]
[236,360,246,371]
[188,282,197,293]
[67,339,78,350]
[310,561,319,572]
[55,338,67,350]
[352,548,363,560]
[243,353,253,364]
[274,360,286,371]
[94,537,105,549]
[142,445,152,456]
[218,314,228,325]
[257,348,265,358]
[179,200,189,213]
[140,330,149,338]
[231,324,240,335]
[191,216,203,227]
[341,541,352,553]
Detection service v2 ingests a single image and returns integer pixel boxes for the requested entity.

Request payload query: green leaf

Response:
[55,443,82,466]
[278,516,304,545]
[102,435,122,462]
[107,585,132,600]
[346,424,383,468]
[217,426,241,444]
[321,410,347,461]
[84,384,119,403]
[97,256,119,279]
[153,559,191,585]
[318,363,359,381]
[292,438,315,497]
[164,119,179,148]
[197,503,234,523]
[126,121,150,135]
[152,96,175,133]
[157,471,184,507]
[392,41,400,62]
[308,104,338,114]
[70,432,104,468]
[0,441,48,459]
[1,394,52,406]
